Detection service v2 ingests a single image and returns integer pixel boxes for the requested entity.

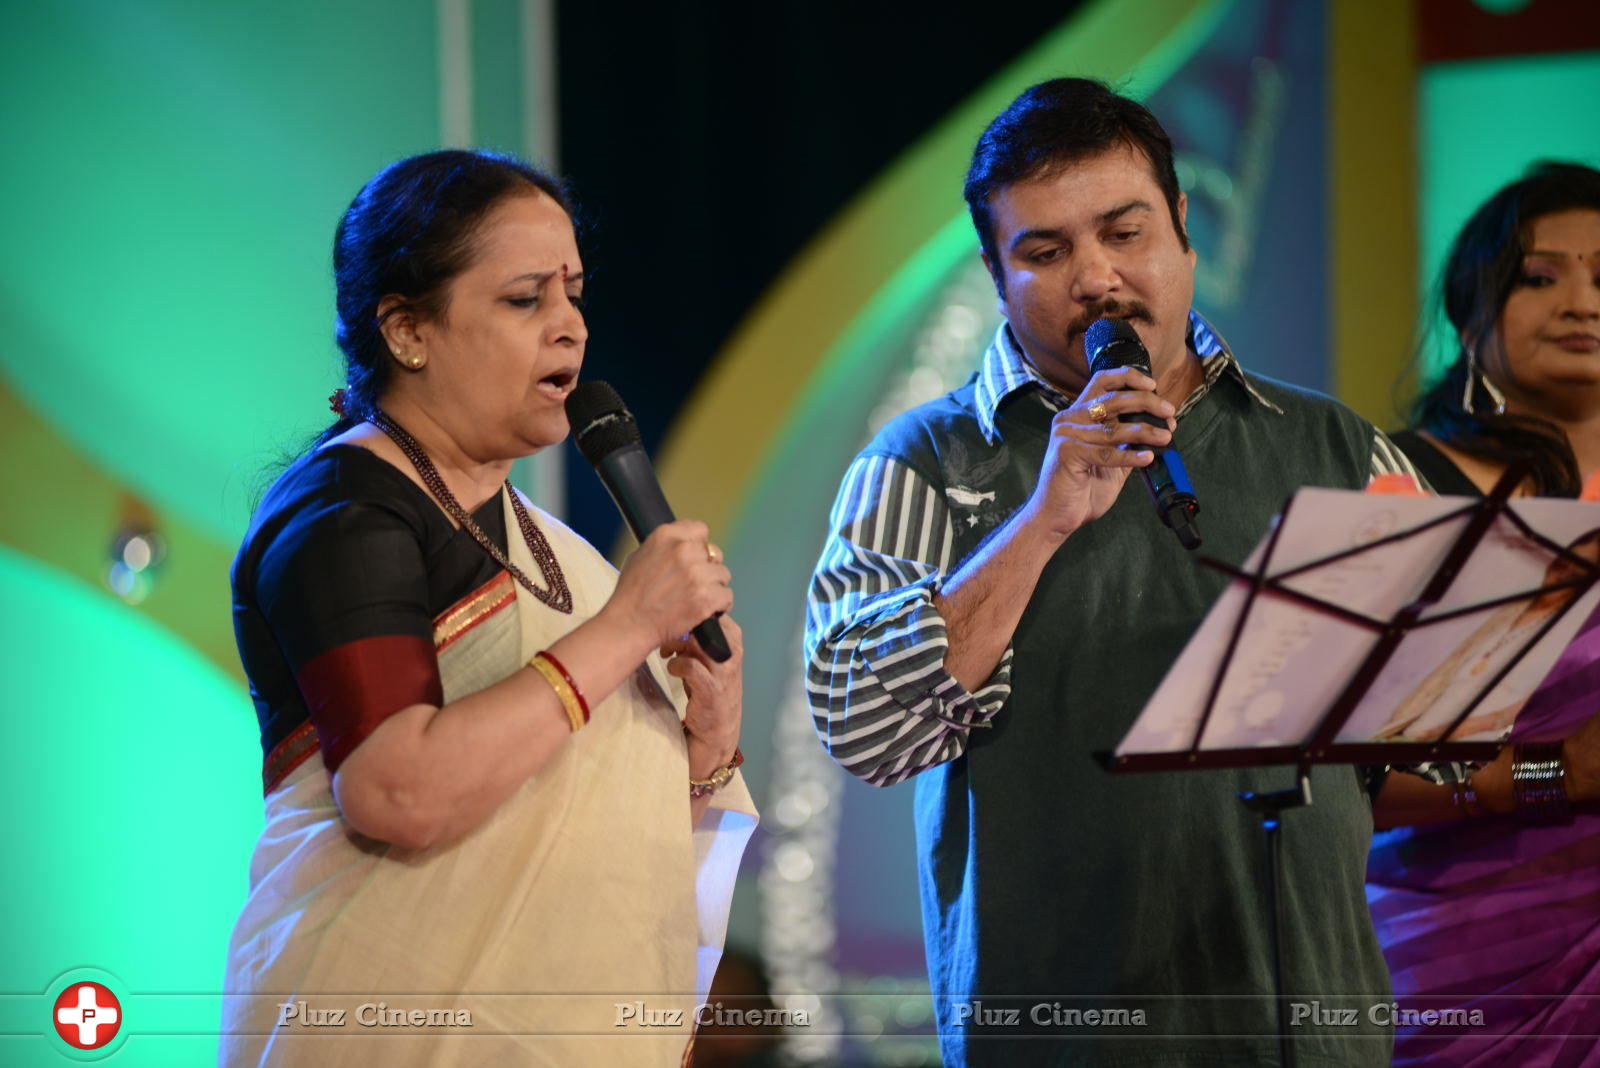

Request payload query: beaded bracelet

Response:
[1510,741,1574,825]
[689,746,744,800]
[528,651,589,733]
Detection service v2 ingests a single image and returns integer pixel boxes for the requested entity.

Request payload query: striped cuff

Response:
[853,580,1012,730]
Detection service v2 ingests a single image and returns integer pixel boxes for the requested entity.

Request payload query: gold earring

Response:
[408,354,424,369]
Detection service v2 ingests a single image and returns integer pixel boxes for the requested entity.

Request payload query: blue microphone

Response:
[1085,317,1201,550]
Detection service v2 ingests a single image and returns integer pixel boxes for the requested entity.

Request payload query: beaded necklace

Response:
[370,410,572,614]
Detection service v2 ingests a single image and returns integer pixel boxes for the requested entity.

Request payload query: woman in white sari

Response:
[220,150,756,1066]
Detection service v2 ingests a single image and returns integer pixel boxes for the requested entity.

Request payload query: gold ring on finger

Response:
[1086,401,1109,422]
[707,543,722,565]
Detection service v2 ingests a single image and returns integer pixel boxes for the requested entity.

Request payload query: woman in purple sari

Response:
[1367,161,1600,1066]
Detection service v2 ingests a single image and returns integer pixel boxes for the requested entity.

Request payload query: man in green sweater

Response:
[804,78,1416,1066]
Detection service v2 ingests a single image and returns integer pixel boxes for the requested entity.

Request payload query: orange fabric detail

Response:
[1365,472,1426,496]
[432,570,516,652]
[262,720,320,795]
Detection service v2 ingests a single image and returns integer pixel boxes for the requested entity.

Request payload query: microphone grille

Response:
[565,380,641,462]
[1084,317,1149,376]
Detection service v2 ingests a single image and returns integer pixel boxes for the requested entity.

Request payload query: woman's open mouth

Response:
[536,367,579,398]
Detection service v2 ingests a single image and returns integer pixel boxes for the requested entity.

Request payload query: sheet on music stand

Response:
[1116,488,1600,757]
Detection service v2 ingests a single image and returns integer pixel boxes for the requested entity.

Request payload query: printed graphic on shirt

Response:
[941,438,1012,533]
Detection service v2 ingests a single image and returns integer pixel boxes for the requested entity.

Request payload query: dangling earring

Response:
[1481,371,1506,416]
[1462,347,1505,416]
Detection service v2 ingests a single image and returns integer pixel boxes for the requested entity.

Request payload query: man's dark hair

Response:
[964,77,1188,296]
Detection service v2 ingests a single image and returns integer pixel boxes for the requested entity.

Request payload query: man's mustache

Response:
[1065,301,1153,344]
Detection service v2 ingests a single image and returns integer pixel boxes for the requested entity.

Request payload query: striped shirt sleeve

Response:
[1369,429,1430,489]
[803,454,1013,787]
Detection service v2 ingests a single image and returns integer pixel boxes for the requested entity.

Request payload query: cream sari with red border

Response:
[218,491,757,1066]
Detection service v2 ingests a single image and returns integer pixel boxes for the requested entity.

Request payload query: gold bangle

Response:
[529,652,586,732]
[689,746,744,799]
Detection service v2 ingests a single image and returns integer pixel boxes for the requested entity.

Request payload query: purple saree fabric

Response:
[1367,605,1600,1067]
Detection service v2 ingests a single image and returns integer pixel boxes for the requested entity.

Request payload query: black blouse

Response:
[232,445,508,790]
[1387,429,1482,497]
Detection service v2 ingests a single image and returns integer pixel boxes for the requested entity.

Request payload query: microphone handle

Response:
[593,446,733,662]
[1093,348,1161,435]
[1137,453,1202,550]
[596,447,676,538]
[1109,395,1203,550]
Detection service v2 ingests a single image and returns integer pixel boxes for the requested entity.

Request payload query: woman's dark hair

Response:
[964,77,1188,297]
[1410,160,1600,497]
[316,149,576,443]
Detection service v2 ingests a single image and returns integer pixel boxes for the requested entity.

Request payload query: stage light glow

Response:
[0,545,259,1064]
[774,842,816,883]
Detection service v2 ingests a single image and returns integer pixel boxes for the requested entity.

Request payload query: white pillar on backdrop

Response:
[436,0,565,516]
[518,0,565,517]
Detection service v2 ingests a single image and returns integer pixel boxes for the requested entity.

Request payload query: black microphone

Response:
[1083,318,1202,550]
[564,381,732,662]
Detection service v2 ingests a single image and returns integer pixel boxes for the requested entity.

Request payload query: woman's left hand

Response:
[663,614,743,767]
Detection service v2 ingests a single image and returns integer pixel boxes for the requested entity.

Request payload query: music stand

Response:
[1099,466,1600,1067]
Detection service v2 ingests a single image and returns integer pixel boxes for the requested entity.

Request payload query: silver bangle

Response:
[1510,742,1574,825]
